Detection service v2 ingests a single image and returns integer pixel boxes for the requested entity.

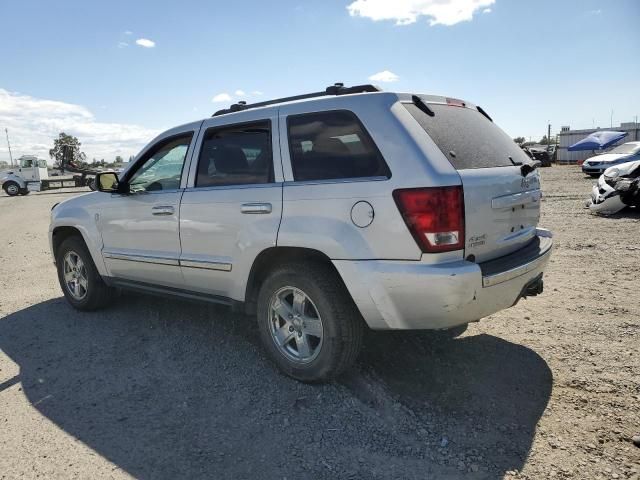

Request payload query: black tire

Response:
[18,188,30,196]
[3,181,20,196]
[256,262,364,382]
[56,236,113,311]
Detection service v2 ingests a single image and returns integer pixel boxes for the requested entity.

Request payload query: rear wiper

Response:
[412,95,434,117]
[520,160,541,177]
[509,155,540,176]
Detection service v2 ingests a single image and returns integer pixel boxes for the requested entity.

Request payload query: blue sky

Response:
[0,0,638,163]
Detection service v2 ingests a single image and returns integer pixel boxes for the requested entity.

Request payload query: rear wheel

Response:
[56,236,113,311]
[3,181,20,196]
[256,262,363,382]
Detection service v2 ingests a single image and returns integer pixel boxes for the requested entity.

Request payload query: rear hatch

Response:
[405,97,542,263]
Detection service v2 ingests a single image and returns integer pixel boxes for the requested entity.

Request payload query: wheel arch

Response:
[243,246,345,315]
[51,224,108,277]
[2,174,27,189]
[51,226,85,260]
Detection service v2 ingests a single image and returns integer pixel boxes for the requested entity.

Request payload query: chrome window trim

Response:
[283,175,389,187]
[182,182,283,194]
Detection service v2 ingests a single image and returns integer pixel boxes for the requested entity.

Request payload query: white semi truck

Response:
[1,155,97,196]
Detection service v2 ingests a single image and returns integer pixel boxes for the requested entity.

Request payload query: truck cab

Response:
[18,155,49,182]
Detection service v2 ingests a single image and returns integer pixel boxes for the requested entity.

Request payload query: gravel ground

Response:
[0,168,638,480]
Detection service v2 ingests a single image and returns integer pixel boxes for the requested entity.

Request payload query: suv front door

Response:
[98,124,200,288]
[179,111,283,301]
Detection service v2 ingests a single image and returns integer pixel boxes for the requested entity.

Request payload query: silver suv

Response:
[49,83,552,382]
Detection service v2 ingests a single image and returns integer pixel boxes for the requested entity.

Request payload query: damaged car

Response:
[589,159,640,215]
[582,141,640,177]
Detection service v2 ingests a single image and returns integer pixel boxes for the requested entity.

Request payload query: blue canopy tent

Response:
[568,130,628,151]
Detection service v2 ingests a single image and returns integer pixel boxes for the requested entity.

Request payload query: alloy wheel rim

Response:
[268,286,324,363]
[63,251,88,300]
[7,184,18,195]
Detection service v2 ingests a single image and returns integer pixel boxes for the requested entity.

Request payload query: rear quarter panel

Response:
[277,93,460,261]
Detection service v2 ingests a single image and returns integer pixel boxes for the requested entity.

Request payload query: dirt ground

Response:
[0,166,638,480]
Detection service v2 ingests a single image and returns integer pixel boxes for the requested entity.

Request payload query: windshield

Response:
[609,143,640,155]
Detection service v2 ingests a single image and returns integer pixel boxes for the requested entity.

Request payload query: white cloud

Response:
[587,9,602,15]
[135,38,155,48]
[368,70,399,82]
[234,89,246,97]
[251,90,263,96]
[117,41,129,48]
[347,0,496,26]
[212,93,233,103]
[482,7,491,13]
[0,88,160,164]
[124,30,133,35]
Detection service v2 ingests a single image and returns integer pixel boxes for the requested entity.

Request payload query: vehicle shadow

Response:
[351,329,553,475]
[0,296,551,479]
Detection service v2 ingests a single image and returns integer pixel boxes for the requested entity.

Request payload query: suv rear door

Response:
[179,110,283,300]
[405,97,542,262]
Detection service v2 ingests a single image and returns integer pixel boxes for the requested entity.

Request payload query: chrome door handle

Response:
[152,205,174,216]
[240,203,272,214]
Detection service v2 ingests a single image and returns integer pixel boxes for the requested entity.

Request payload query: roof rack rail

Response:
[212,83,381,117]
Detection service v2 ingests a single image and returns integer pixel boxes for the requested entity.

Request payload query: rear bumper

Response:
[333,229,553,330]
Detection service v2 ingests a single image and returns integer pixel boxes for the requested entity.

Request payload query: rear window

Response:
[287,110,390,182]
[404,101,530,169]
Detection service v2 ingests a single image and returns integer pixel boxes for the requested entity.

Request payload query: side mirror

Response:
[96,172,120,193]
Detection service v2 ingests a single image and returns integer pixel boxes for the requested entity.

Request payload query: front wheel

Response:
[256,262,364,382]
[3,181,20,196]
[56,236,113,311]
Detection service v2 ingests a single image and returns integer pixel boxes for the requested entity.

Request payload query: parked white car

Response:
[49,84,553,381]
[582,141,640,177]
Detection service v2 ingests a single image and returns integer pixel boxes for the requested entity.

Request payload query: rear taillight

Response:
[393,186,465,253]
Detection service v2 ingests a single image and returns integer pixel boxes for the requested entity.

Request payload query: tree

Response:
[0,160,9,169]
[539,135,557,145]
[115,155,124,164]
[49,132,87,169]
[513,136,526,144]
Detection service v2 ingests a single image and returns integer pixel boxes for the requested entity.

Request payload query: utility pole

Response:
[5,128,13,167]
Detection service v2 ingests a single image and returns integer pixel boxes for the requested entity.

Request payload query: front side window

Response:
[128,134,193,192]
[287,110,390,182]
[195,121,272,188]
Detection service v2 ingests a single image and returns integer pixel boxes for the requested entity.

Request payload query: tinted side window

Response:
[287,111,390,182]
[195,121,272,188]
